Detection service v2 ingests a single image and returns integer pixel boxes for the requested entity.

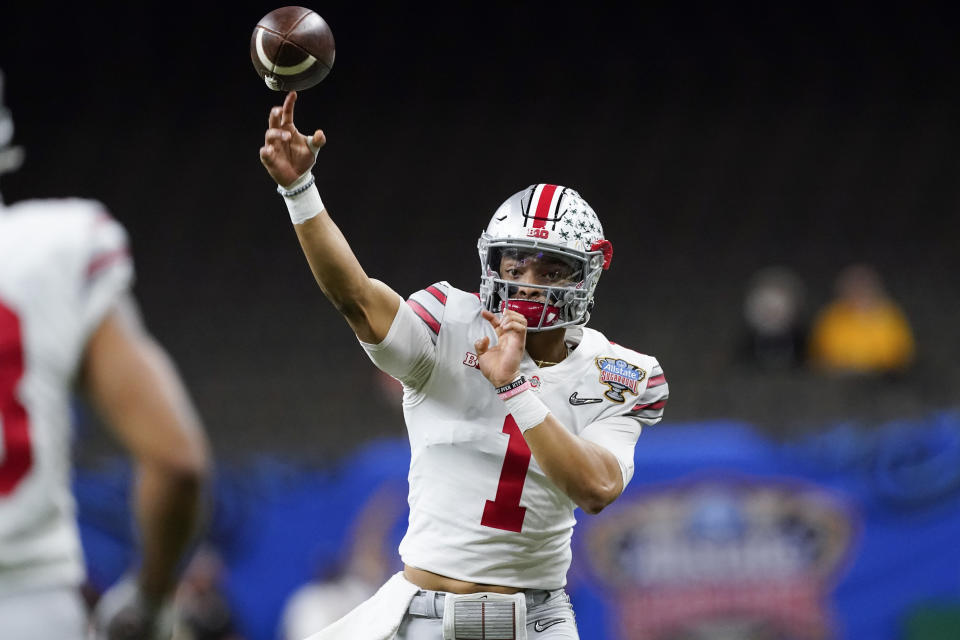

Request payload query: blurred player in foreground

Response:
[0,69,210,639]
[260,91,669,640]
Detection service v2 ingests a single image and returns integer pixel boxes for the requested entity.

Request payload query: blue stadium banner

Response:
[76,412,960,640]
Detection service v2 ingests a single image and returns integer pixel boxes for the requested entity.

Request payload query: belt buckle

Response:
[441,591,527,640]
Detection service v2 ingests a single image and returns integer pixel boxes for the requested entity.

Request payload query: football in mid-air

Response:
[250,6,335,91]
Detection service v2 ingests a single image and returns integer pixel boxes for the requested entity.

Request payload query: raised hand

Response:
[475,309,527,388]
[259,91,326,187]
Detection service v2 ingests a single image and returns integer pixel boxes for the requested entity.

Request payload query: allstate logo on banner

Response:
[596,357,645,403]
[581,474,858,640]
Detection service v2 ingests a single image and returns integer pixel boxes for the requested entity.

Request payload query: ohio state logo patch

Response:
[596,357,646,403]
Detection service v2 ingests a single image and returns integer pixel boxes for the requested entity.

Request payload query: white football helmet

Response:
[0,68,25,197]
[478,184,613,331]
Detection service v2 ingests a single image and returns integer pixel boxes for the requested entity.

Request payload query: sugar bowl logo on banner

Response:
[580,473,859,640]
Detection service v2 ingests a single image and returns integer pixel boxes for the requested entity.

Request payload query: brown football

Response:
[251,7,335,91]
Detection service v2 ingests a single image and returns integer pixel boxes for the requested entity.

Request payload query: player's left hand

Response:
[475,309,526,388]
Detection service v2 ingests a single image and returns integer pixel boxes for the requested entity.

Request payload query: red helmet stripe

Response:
[531,184,560,229]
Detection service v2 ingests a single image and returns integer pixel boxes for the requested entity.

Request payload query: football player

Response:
[0,68,209,640]
[260,91,669,640]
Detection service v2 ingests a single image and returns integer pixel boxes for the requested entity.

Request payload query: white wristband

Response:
[503,388,550,433]
[278,172,325,224]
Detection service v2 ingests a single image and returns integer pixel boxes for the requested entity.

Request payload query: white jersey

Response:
[362,282,668,590]
[0,199,133,596]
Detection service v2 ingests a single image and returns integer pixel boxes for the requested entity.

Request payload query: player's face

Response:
[499,250,579,301]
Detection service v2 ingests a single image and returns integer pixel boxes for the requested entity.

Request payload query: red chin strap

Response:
[502,300,560,327]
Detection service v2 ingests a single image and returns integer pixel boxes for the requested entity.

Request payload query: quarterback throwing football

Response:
[260,91,669,640]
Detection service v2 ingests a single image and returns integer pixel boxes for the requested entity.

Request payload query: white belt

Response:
[407,588,560,640]
[408,588,557,618]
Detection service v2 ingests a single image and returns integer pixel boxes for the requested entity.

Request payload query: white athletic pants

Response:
[0,585,87,640]
[396,588,579,640]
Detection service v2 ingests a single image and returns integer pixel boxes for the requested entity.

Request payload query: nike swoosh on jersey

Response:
[569,392,602,405]
[534,617,567,632]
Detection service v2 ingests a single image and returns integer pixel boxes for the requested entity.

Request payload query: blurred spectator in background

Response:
[278,484,404,640]
[808,263,915,376]
[740,266,809,371]
[0,68,209,640]
[175,546,243,640]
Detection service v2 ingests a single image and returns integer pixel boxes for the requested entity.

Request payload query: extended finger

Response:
[281,91,297,128]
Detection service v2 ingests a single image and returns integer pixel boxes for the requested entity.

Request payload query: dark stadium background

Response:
[1,2,956,455]
[3,3,960,640]
[4,2,957,461]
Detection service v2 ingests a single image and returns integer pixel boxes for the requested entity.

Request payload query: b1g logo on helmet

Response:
[596,357,645,403]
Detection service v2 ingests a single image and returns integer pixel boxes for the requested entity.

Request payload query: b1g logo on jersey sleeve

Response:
[596,357,646,403]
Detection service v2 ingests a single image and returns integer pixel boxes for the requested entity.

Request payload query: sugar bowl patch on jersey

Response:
[595,357,646,403]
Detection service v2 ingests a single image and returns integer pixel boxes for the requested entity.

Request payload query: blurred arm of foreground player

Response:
[84,299,210,639]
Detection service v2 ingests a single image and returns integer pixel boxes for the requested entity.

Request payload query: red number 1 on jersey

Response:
[0,301,32,495]
[481,415,531,533]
